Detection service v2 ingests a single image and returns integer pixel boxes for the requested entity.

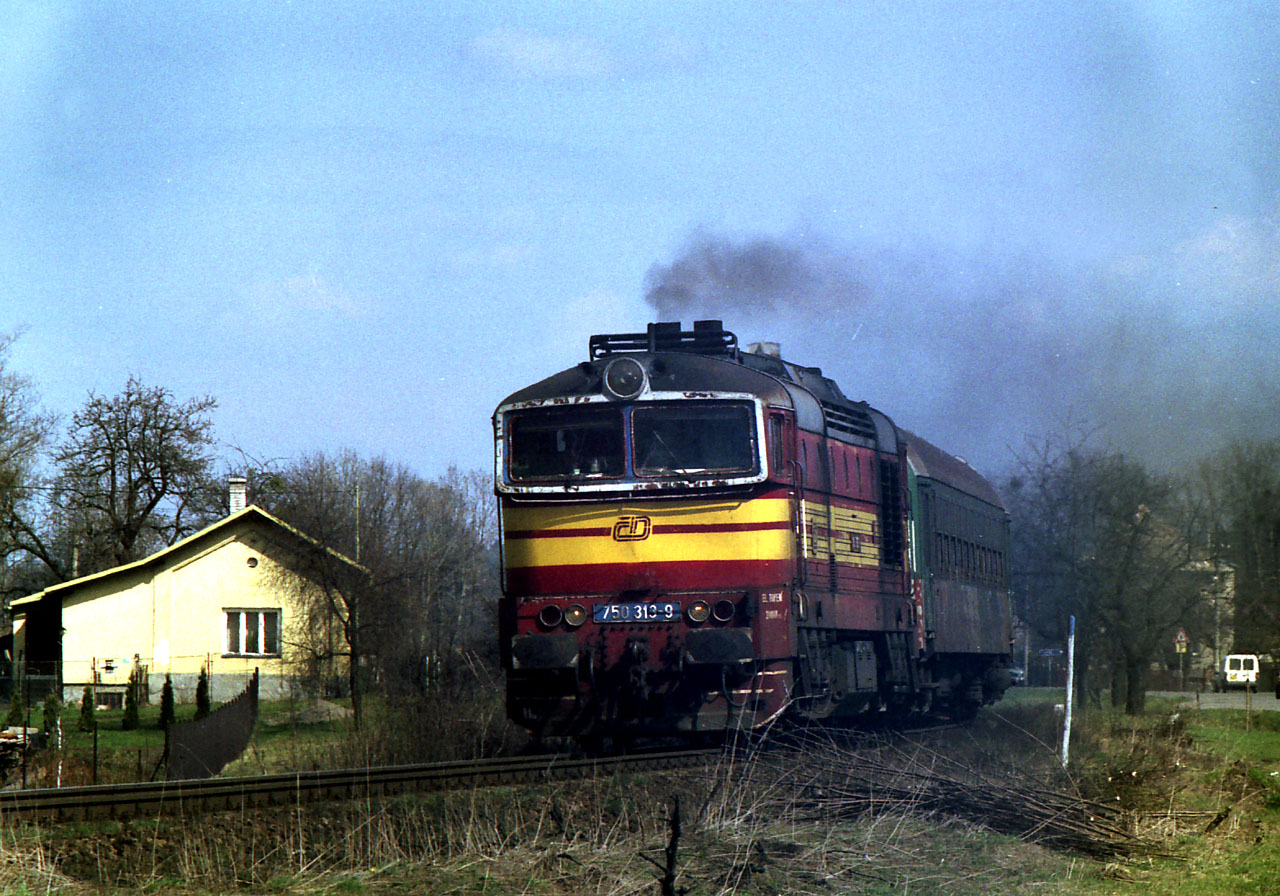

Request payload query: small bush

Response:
[41,692,62,741]
[122,666,141,730]
[159,675,175,729]
[195,666,211,720]
[5,693,24,728]
[79,685,97,731]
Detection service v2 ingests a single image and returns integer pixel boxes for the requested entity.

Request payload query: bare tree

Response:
[0,332,56,602]
[1007,433,1208,712]
[1087,461,1208,712]
[8,377,218,581]
[1198,438,1280,653]
[264,452,499,728]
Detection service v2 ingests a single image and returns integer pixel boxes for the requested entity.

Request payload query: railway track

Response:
[0,747,719,823]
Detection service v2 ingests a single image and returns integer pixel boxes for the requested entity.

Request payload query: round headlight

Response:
[564,604,588,627]
[687,600,711,623]
[537,605,563,628]
[712,599,736,623]
[603,357,647,400]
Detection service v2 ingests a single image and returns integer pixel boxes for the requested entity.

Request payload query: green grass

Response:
[3,694,361,787]
[1187,710,1280,763]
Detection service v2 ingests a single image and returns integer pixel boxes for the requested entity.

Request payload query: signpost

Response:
[1175,628,1189,690]
[1040,648,1063,687]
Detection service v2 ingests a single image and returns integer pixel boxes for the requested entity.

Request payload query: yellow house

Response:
[11,505,361,704]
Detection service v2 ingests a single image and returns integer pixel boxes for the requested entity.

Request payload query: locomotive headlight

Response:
[602,357,647,400]
[712,599,737,623]
[564,604,588,627]
[687,600,711,623]
[537,605,563,628]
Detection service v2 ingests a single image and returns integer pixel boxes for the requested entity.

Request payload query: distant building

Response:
[10,502,361,704]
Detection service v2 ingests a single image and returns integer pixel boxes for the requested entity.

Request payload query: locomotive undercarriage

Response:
[792,627,1011,722]
[930,653,1015,718]
[794,628,929,720]
[507,634,785,742]
[508,628,1012,745]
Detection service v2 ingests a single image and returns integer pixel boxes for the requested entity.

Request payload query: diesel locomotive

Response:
[494,321,1012,743]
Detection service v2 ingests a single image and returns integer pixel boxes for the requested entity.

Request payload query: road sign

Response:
[1039,648,1063,657]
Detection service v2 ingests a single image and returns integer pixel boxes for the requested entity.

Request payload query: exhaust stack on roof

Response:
[745,341,781,358]
[229,477,248,514]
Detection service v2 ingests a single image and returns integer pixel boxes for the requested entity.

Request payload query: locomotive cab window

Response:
[767,414,785,477]
[633,403,757,477]
[507,406,625,481]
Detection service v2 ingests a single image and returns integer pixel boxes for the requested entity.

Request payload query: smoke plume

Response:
[643,225,1280,477]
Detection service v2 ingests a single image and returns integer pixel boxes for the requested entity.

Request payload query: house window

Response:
[225,609,281,656]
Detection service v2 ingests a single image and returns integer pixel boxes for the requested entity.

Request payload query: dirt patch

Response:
[263,699,353,727]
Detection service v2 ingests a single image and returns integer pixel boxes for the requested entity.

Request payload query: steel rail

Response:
[0,748,720,823]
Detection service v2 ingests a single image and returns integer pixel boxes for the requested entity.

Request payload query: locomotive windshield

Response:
[633,404,756,476]
[507,406,625,481]
[505,400,759,485]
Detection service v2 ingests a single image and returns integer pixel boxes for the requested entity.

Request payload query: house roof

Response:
[10,506,364,612]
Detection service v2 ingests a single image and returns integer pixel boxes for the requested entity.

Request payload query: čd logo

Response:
[612,515,652,541]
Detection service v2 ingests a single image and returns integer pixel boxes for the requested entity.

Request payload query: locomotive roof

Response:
[903,430,1005,511]
[498,345,794,407]
[496,321,899,453]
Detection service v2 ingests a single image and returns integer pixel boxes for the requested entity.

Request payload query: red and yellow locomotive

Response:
[494,321,1011,742]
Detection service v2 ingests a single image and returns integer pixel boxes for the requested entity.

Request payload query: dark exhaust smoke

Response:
[642,227,1280,475]
[644,234,869,319]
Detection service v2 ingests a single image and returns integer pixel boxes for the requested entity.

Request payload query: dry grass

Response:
[3,700,1279,894]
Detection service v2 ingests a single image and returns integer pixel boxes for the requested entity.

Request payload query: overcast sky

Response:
[4,1,1278,482]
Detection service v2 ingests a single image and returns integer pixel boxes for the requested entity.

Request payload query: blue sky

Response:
[4,1,1279,480]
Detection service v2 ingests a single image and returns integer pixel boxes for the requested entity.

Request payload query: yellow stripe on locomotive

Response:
[803,503,881,567]
[503,495,794,568]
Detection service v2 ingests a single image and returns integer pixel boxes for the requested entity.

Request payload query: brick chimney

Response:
[229,476,248,514]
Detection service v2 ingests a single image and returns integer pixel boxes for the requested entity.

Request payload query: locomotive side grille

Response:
[878,458,905,568]
[820,401,878,442]
[590,320,737,358]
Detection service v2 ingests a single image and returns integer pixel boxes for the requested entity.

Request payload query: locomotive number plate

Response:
[593,601,681,623]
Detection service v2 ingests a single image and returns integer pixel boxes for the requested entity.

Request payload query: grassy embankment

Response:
[0,689,1278,895]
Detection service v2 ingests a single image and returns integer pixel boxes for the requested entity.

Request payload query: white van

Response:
[1223,654,1260,689]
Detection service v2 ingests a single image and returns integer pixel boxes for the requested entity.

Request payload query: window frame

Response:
[496,392,770,495]
[224,608,283,657]
[631,400,760,479]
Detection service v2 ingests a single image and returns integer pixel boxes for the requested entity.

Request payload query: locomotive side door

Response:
[767,410,804,587]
